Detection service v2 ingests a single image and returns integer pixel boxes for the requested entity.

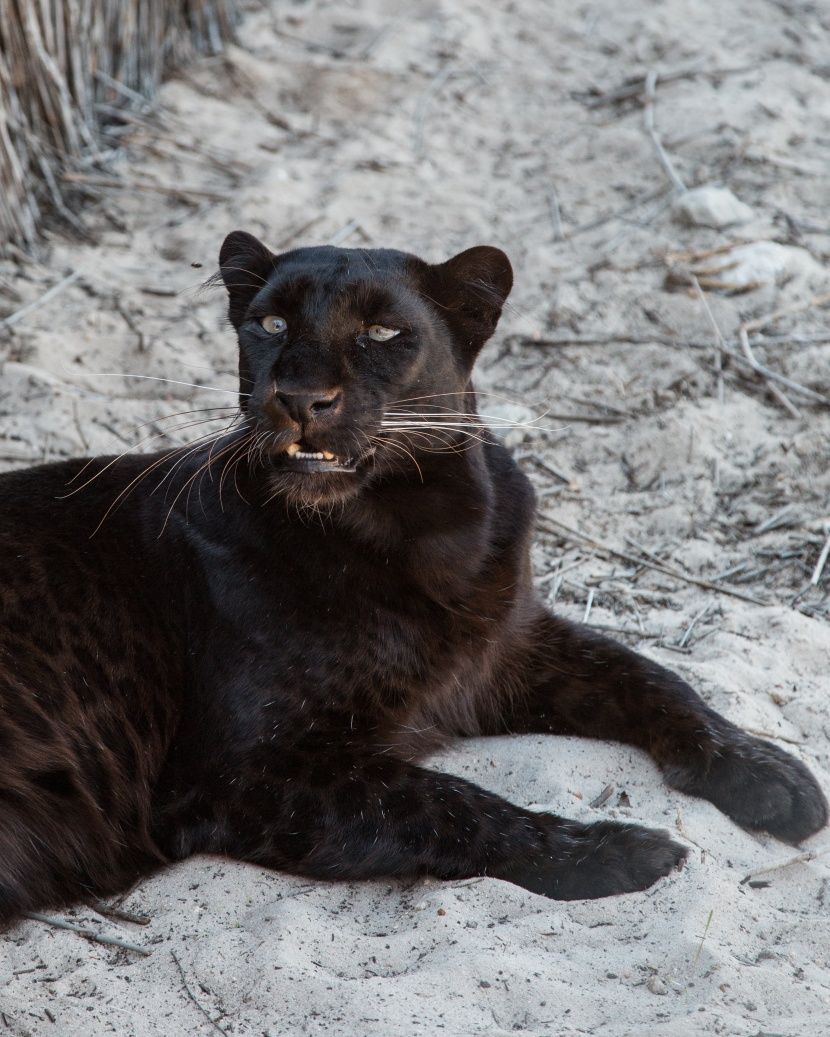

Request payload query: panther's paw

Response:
[496,819,688,901]
[665,734,828,845]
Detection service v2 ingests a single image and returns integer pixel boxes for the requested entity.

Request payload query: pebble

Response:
[711,240,825,287]
[672,185,754,228]
[647,975,669,995]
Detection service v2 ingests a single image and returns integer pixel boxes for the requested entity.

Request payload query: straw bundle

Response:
[0,0,240,249]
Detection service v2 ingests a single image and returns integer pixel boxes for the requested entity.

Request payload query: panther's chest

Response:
[196,527,521,731]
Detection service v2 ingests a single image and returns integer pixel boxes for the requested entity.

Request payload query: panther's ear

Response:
[426,246,513,359]
[218,230,277,327]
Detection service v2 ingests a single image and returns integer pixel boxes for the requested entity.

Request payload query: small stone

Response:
[672,185,754,228]
[647,975,669,995]
[437,908,446,916]
[711,240,824,287]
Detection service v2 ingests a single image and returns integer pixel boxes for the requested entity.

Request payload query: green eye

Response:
[367,325,400,342]
[260,315,287,334]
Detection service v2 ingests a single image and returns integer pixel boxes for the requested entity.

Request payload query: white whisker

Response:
[380,420,565,434]
[71,371,248,396]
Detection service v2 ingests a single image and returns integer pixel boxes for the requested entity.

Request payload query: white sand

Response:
[2,0,830,1033]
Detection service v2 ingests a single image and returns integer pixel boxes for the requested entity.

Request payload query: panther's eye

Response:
[260,315,287,334]
[367,325,400,342]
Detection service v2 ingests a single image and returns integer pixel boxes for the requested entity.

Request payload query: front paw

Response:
[497,820,688,901]
[665,734,828,845]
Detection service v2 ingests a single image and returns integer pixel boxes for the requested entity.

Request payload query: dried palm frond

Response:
[0,0,240,250]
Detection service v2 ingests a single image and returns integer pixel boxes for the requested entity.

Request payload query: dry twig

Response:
[538,515,769,606]
[677,602,713,649]
[742,292,830,337]
[517,323,830,409]
[690,248,800,414]
[0,271,82,332]
[326,219,363,246]
[589,784,615,808]
[740,843,830,885]
[171,951,229,1035]
[567,187,670,238]
[735,292,830,412]
[690,275,726,403]
[577,65,754,109]
[642,70,686,193]
[811,534,830,587]
[24,911,151,956]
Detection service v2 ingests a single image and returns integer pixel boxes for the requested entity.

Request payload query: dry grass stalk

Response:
[0,0,240,250]
[537,514,769,606]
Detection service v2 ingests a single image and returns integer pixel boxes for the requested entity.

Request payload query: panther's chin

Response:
[259,439,375,507]
[264,455,373,508]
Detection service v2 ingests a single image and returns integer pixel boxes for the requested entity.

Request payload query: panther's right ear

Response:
[218,231,277,327]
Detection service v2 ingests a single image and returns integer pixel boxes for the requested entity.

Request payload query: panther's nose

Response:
[273,388,341,425]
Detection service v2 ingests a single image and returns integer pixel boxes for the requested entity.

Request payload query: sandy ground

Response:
[2,0,830,1033]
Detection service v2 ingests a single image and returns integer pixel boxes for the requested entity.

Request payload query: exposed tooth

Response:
[282,443,342,462]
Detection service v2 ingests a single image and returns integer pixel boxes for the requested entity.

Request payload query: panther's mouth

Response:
[270,441,361,474]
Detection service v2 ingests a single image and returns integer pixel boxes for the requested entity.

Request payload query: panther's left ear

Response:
[425,246,513,358]
[218,230,277,328]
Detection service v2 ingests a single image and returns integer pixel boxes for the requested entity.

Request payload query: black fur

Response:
[0,235,825,921]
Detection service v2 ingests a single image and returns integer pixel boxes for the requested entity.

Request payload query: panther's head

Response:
[218,231,513,507]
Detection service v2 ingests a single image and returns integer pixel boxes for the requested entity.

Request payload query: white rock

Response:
[711,241,827,287]
[673,186,754,228]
